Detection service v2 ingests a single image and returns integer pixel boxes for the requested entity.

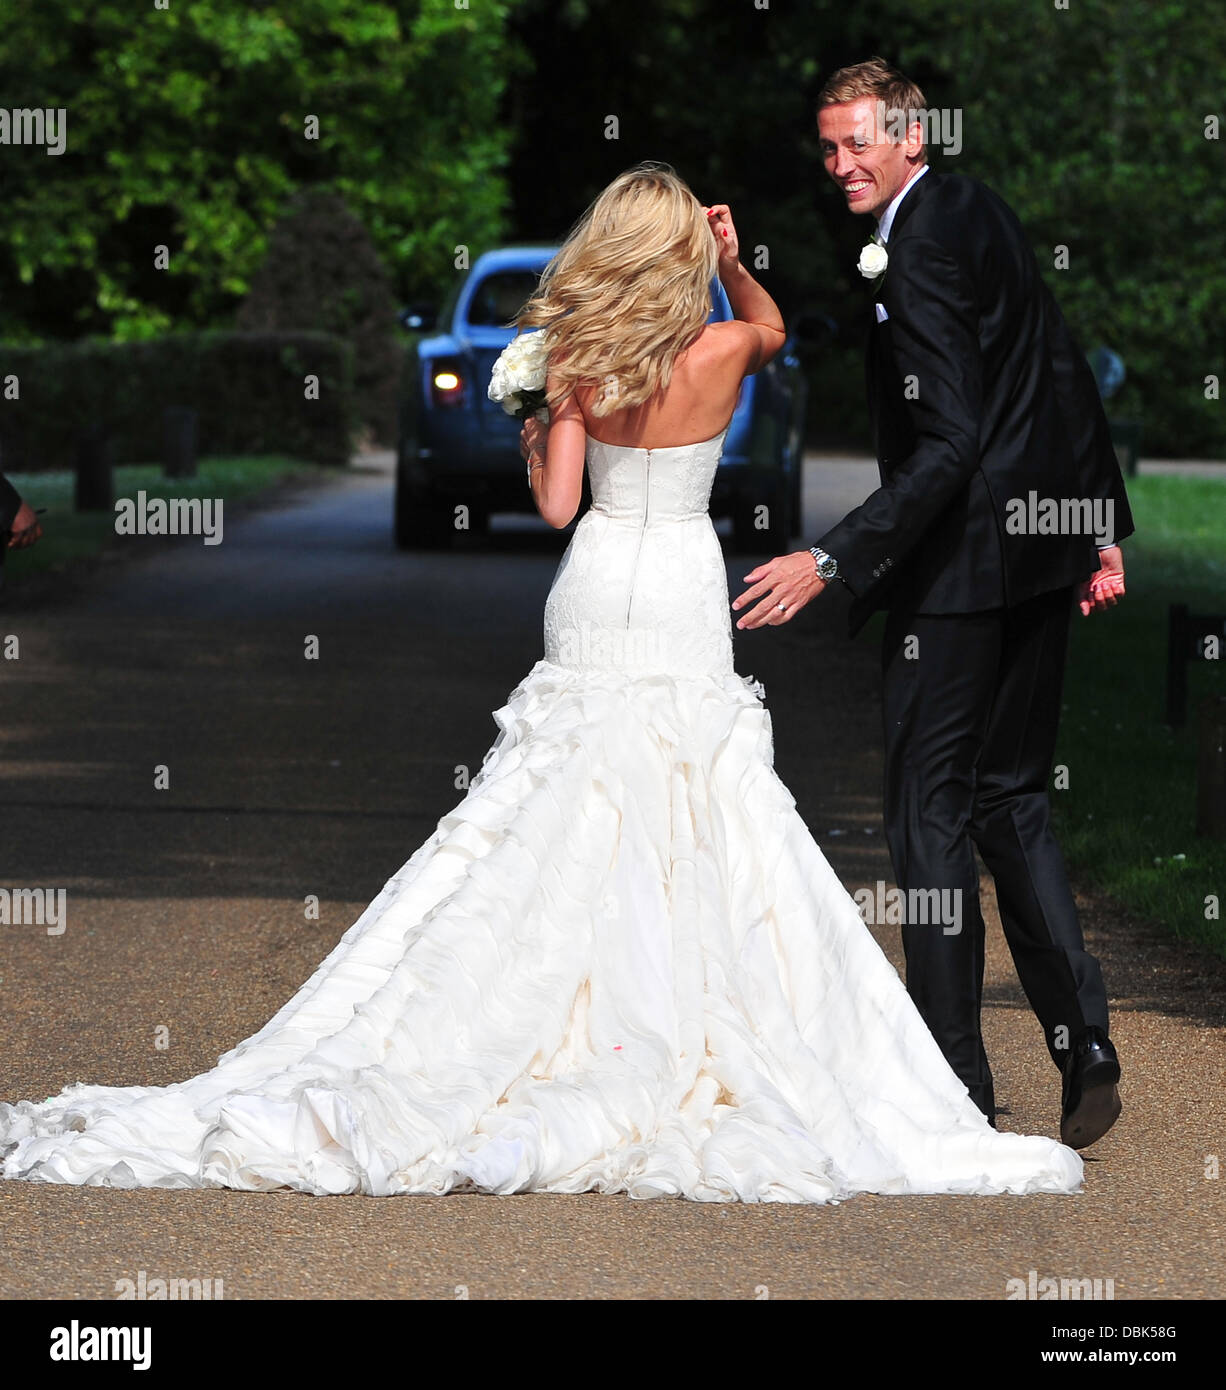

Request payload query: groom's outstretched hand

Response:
[733,551,826,629]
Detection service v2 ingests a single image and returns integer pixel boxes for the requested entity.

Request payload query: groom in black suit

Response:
[735,58,1131,1148]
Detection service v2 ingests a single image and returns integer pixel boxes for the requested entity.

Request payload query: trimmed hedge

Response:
[0,332,356,471]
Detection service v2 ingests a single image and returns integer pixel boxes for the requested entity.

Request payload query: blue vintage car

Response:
[396,245,820,550]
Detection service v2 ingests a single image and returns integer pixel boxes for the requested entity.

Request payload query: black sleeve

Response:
[0,472,21,532]
[1039,277,1134,546]
[815,234,984,596]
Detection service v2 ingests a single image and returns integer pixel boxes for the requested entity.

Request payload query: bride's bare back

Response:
[574,321,763,450]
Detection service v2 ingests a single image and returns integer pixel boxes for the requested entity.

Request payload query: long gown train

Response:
[0,429,1082,1202]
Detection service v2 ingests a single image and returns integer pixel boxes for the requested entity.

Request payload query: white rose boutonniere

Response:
[857,236,888,289]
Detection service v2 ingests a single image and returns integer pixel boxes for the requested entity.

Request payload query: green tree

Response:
[880,0,1226,456]
[0,0,524,340]
[237,189,400,443]
[503,0,1226,455]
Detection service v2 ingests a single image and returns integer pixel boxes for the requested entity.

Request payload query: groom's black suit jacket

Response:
[816,168,1133,635]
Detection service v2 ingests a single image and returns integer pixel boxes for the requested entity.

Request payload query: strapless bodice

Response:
[585,428,728,523]
[542,428,735,679]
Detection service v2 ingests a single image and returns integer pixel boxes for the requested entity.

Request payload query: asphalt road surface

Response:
[1,455,1223,1301]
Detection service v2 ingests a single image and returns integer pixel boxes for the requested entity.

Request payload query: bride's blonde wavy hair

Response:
[515,162,718,417]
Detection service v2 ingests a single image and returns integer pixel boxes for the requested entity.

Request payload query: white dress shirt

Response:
[873,165,929,324]
[877,162,930,244]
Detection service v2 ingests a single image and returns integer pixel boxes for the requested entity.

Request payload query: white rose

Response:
[512,331,549,389]
[487,329,549,405]
[501,331,546,385]
[857,241,889,280]
[487,359,508,402]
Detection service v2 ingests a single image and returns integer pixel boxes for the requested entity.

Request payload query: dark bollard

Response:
[0,418,28,473]
[163,405,198,479]
[74,427,112,511]
[1197,696,1226,841]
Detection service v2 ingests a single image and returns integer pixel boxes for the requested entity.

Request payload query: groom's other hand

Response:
[5,500,43,550]
[733,550,826,629]
[1077,544,1125,617]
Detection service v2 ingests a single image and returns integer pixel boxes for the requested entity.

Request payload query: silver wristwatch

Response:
[810,545,838,581]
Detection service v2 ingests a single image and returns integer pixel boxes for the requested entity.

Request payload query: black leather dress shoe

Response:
[966,1081,996,1126]
[1060,1027,1121,1148]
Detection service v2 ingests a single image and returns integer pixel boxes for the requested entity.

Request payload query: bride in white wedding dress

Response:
[0,164,1082,1202]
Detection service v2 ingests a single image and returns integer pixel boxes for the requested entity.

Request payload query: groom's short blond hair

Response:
[818,57,929,165]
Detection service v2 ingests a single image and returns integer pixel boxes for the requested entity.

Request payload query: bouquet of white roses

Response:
[487,330,550,422]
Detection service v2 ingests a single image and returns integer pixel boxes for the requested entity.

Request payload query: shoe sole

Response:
[1061,1061,1122,1149]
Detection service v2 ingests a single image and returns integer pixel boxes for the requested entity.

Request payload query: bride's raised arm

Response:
[703,203,786,373]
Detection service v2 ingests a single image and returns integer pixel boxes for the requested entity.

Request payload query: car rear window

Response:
[466,270,545,328]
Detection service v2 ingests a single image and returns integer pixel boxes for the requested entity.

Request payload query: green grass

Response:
[3,457,336,580]
[1055,474,1226,955]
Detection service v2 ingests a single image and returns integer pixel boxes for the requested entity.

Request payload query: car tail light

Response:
[430,362,465,407]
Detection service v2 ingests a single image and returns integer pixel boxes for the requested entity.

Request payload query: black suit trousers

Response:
[880,586,1109,1115]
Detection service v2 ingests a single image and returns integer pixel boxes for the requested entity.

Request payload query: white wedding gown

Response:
[0,429,1083,1202]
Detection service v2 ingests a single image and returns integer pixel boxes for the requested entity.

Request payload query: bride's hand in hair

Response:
[703,204,740,272]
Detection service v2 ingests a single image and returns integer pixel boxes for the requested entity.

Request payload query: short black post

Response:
[0,418,28,473]
[74,426,112,511]
[1166,604,1189,728]
[162,405,198,479]
[1196,695,1226,840]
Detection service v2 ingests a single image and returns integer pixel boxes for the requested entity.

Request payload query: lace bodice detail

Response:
[584,428,728,522]
[542,430,735,679]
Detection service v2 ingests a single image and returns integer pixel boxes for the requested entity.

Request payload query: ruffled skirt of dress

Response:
[0,658,1082,1201]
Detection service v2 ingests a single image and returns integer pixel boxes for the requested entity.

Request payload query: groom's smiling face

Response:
[819,97,924,219]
